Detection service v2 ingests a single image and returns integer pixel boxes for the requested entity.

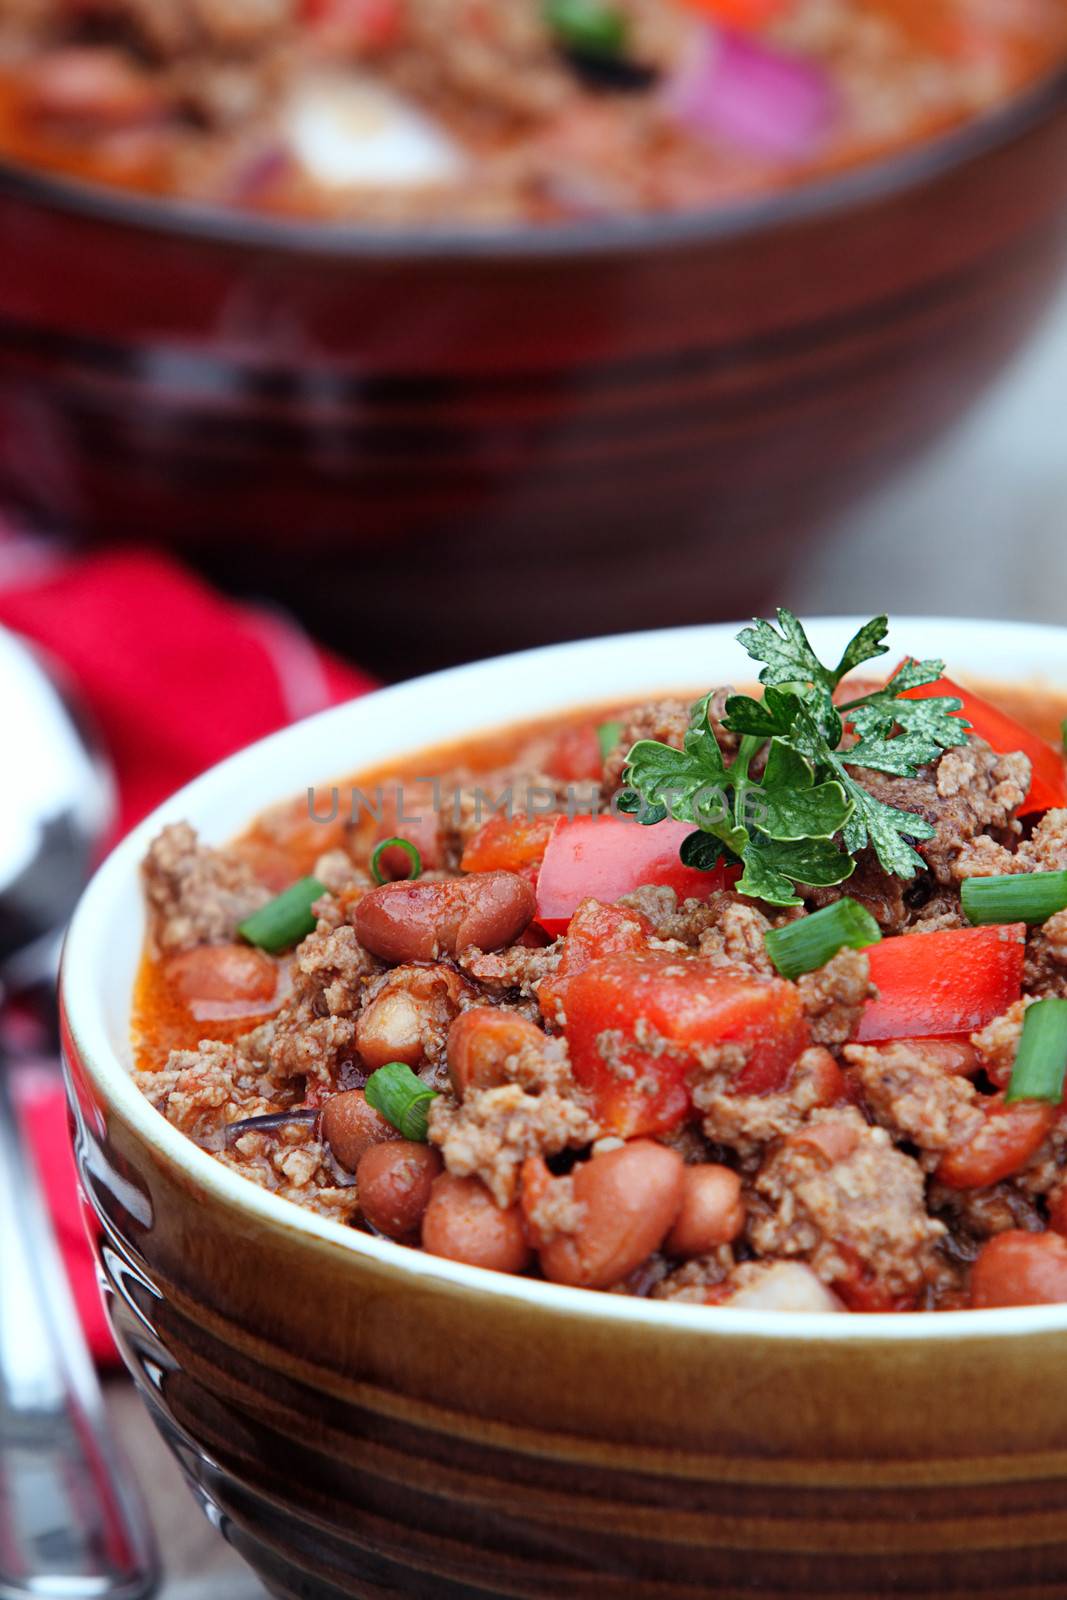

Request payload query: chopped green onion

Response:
[962,870,1067,928]
[544,0,627,58]
[365,1062,439,1142]
[370,837,423,886]
[237,876,325,953]
[1061,717,1067,757]
[763,897,881,981]
[597,719,624,762]
[1005,999,1067,1103]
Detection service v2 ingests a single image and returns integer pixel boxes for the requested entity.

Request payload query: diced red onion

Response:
[665,24,838,161]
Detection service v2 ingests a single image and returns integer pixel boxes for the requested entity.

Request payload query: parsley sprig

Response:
[620,611,969,907]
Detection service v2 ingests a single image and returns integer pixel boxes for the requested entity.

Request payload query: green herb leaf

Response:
[723,686,800,739]
[839,783,933,876]
[364,1062,439,1142]
[760,779,853,843]
[832,615,891,684]
[738,609,831,691]
[736,837,853,905]
[621,612,971,905]
[679,831,729,871]
[882,657,946,695]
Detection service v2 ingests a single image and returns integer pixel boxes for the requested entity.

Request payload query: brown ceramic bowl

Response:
[59,618,1067,1599]
[5,68,1067,676]
[60,620,1067,1600]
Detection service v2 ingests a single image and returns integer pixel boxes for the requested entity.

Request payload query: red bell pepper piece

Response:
[855,924,1025,1043]
[535,815,735,935]
[562,951,809,1136]
[901,674,1066,815]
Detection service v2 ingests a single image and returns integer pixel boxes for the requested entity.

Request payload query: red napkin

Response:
[0,547,375,1364]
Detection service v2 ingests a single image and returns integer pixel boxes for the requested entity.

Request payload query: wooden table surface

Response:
[99,274,1067,1596]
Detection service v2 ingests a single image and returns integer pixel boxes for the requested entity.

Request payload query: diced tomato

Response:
[536,897,654,1022]
[536,815,736,935]
[855,925,1025,1043]
[461,811,555,881]
[833,1256,916,1314]
[562,952,809,1137]
[545,723,605,784]
[936,1096,1055,1189]
[901,674,1067,815]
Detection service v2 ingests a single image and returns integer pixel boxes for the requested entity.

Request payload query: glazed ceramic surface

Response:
[61,619,1067,1599]
[4,71,1067,675]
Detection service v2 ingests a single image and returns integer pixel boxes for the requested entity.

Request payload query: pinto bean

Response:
[446,1008,546,1099]
[723,1263,845,1313]
[356,965,471,1071]
[357,1141,441,1240]
[164,943,276,1006]
[665,1165,744,1258]
[354,872,535,964]
[538,1141,684,1290]
[421,1173,531,1273]
[320,1090,400,1173]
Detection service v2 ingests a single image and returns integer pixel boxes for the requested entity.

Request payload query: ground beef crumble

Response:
[691,1046,842,1166]
[142,822,270,953]
[428,1084,597,1206]
[797,948,873,1048]
[748,1109,945,1303]
[844,1039,984,1160]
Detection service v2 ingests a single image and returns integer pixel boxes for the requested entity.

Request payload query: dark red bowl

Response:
[2,72,1067,675]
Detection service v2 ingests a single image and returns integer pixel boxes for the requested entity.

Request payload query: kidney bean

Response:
[320,1089,400,1172]
[665,1165,744,1258]
[538,1140,684,1290]
[786,1117,862,1167]
[356,965,470,1071]
[354,872,535,964]
[446,1008,546,1099]
[971,1230,1067,1308]
[421,1173,531,1274]
[357,1141,441,1240]
[165,944,276,1006]
[937,1097,1055,1190]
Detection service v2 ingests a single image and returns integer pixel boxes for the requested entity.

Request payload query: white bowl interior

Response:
[60,616,1067,1342]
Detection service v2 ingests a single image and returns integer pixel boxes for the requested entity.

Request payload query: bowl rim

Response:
[59,614,1067,1345]
[2,55,1067,262]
